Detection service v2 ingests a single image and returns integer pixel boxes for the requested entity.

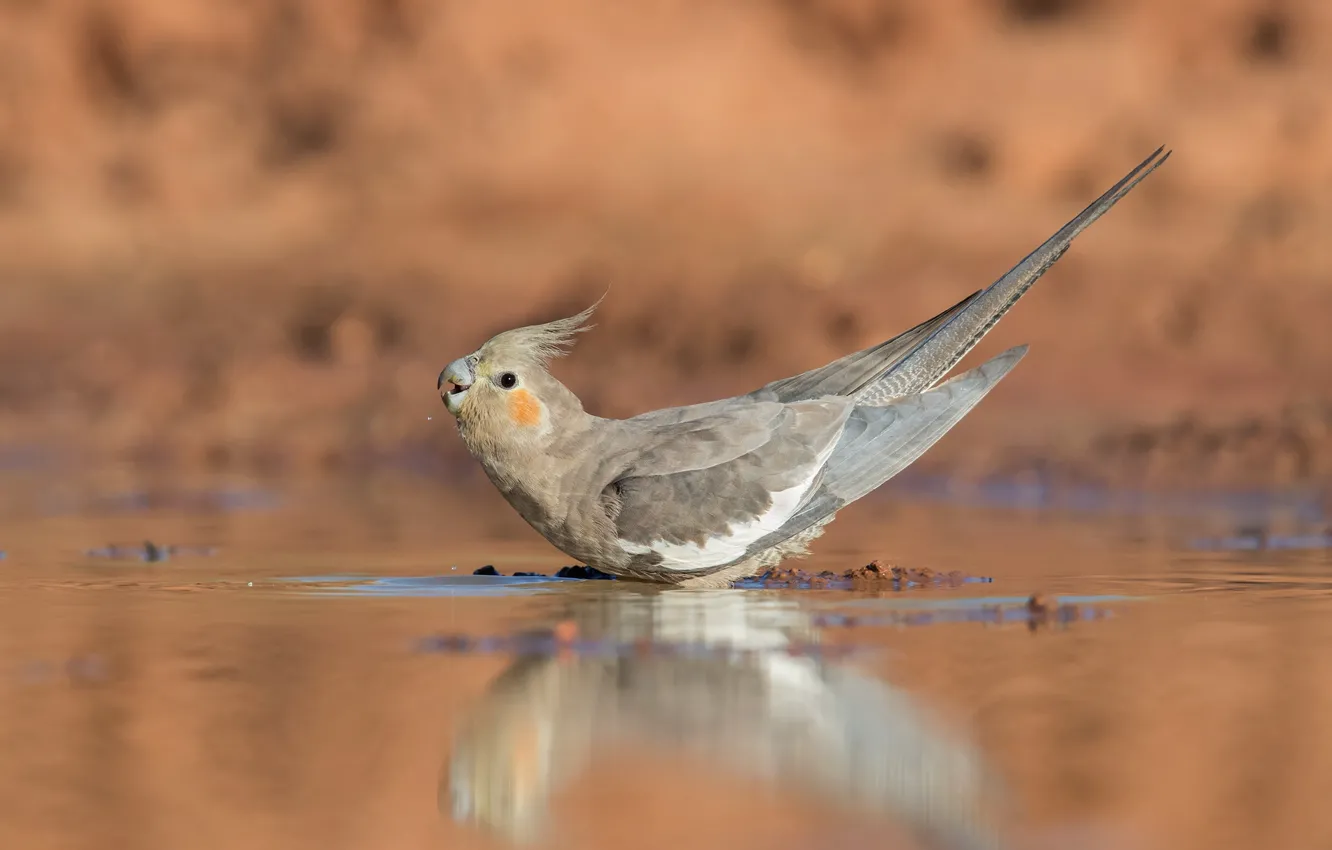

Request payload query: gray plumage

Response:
[437,147,1170,585]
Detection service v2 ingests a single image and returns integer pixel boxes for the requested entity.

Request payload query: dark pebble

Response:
[554,565,617,580]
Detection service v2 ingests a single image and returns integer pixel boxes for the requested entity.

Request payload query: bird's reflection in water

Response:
[441,588,1005,849]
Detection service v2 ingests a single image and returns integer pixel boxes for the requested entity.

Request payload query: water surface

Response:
[2,467,1331,850]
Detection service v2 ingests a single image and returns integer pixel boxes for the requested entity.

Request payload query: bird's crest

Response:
[482,295,602,367]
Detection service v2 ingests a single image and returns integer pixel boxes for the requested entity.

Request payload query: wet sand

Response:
[2,467,1331,850]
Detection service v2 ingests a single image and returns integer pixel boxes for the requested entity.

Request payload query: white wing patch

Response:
[616,441,836,572]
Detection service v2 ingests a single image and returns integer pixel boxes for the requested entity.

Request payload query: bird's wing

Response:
[605,401,852,573]
[856,146,1169,405]
[611,402,804,478]
[736,345,1027,562]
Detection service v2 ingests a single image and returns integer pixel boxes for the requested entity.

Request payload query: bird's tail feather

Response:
[735,345,1027,562]
[820,345,1028,506]
[747,289,982,403]
[853,146,1170,407]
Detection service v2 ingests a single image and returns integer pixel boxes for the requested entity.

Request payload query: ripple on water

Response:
[273,573,581,598]
[1188,532,1332,552]
[891,472,1327,524]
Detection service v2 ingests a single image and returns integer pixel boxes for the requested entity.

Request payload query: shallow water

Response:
[2,466,1332,850]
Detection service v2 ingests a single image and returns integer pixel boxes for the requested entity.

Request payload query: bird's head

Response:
[437,298,598,451]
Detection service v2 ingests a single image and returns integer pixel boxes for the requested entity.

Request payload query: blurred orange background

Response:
[1,0,1329,489]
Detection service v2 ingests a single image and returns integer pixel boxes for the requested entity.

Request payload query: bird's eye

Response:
[497,372,518,390]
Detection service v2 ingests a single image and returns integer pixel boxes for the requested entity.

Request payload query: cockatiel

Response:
[437,147,1170,586]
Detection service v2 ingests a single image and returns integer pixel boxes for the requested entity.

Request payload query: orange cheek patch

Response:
[507,388,542,427]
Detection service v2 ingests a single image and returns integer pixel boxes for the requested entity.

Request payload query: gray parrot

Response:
[437,147,1170,586]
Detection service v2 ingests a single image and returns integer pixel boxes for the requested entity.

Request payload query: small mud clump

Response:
[1025,591,1090,632]
[749,560,989,590]
[1027,592,1051,619]
[759,566,840,587]
[553,565,616,580]
[847,560,972,588]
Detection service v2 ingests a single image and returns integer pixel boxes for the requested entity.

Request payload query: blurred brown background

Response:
[2,0,1330,489]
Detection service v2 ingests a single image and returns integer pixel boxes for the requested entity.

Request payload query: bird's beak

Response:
[438,357,475,416]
